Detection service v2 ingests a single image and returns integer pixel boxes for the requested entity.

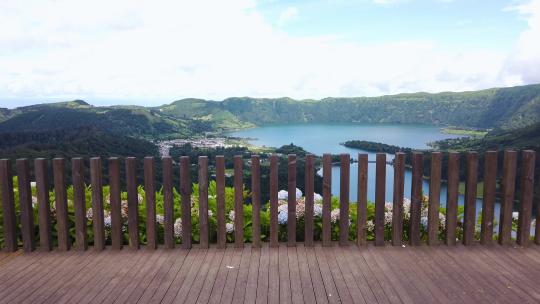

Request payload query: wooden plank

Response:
[148,250,189,302]
[409,152,423,246]
[53,158,70,251]
[499,150,517,245]
[34,158,52,251]
[392,152,405,246]
[428,152,442,246]
[162,156,175,249]
[268,246,280,304]
[375,153,386,246]
[480,151,497,245]
[184,248,218,303]
[108,157,122,250]
[445,152,459,246]
[180,155,192,249]
[71,158,87,251]
[323,246,353,303]
[126,156,140,249]
[288,154,297,246]
[322,154,332,246]
[234,155,244,247]
[269,154,279,247]
[357,154,368,246]
[314,245,340,303]
[16,158,35,252]
[0,159,17,252]
[232,246,252,303]
[216,155,226,248]
[199,156,209,248]
[220,247,243,303]
[251,155,262,247]
[90,157,105,251]
[208,246,234,303]
[287,246,304,304]
[339,154,350,246]
[278,245,292,303]
[194,247,226,303]
[144,156,157,249]
[295,245,317,303]
[463,152,478,246]
[244,246,261,304]
[256,245,270,304]
[304,154,315,247]
[304,245,331,304]
[517,150,536,246]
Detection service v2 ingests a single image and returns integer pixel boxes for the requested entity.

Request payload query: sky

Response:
[0,0,539,108]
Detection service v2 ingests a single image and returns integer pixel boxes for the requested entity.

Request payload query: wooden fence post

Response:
[322,154,332,246]
[251,155,261,248]
[409,152,423,246]
[234,155,244,247]
[109,157,123,250]
[35,158,52,251]
[16,158,35,252]
[304,154,314,246]
[339,154,350,246]
[216,156,226,248]
[145,157,157,249]
[499,150,517,246]
[0,159,17,252]
[72,158,87,251]
[126,157,140,249]
[375,153,386,246]
[392,152,405,246]
[480,151,497,245]
[53,158,70,251]
[162,156,174,249]
[357,154,368,246]
[428,152,442,245]
[198,156,209,248]
[91,157,105,251]
[463,152,478,246]
[517,150,535,246]
[288,154,297,246]
[180,156,191,249]
[269,154,279,247]
[445,152,459,246]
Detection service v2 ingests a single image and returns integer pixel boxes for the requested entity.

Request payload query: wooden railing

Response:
[0,150,537,252]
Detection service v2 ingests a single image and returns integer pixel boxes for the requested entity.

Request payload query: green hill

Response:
[158,83,540,130]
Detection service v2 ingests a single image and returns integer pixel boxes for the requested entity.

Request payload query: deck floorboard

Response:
[1,243,540,303]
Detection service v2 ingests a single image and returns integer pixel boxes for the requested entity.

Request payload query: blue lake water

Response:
[230,123,500,221]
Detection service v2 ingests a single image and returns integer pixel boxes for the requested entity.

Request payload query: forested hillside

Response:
[160,83,540,130]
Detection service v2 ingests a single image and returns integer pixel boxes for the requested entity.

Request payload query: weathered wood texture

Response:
[375,153,386,246]
[1,244,539,304]
[392,152,405,246]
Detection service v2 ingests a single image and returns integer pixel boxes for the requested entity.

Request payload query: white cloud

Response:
[278,7,298,26]
[0,0,537,106]
[501,0,540,84]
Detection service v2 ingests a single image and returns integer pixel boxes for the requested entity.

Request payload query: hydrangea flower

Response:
[208,210,213,217]
[314,204,323,217]
[439,213,446,228]
[366,220,375,232]
[229,210,235,221]
[174,218,182,238]
[296,201,305,219]
[384,202,393,212]
[31,196,38,207]
[313,193,323,202]
[384,211,392,226]
[420,216,428,228]
[330,209,340,223]
[226,222,234,233]
[278,211,288,225]
[277,190,288,200]
[86,208,93,220]
[104,215,112,228]
[403,198,411,218]
[512,211,519,220]
[156,214,165,225]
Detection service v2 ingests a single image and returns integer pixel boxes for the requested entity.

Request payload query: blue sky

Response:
[271,1,529,50]
[0,0,539,108]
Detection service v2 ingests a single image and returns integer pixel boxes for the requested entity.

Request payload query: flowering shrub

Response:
[0,177,530,247]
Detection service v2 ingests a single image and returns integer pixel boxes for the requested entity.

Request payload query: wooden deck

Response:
[1,243,540,304]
